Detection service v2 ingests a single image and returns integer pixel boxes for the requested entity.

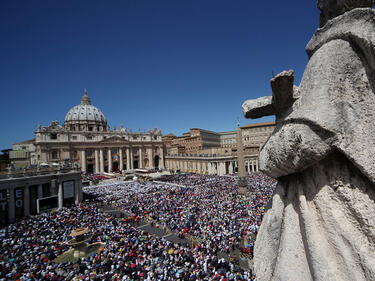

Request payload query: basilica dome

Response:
[64,90,107,131]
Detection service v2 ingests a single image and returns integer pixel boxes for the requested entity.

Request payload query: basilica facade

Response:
[34,90,164,173]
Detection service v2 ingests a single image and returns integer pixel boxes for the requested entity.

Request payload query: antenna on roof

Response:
[237,117,240,127]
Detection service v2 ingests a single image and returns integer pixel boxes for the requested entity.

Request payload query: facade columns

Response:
[255,159,259,172]
[8,188,15,223]
[95,149,99,173]
[219,162,225,176]
[37,184,43,199]
[99,149,104,173]
[119,148,124,171]
[58,182,63,209]
[130,148,134,169]
[147,147,153,168]
[77,180,83,202]
[229,161,233,174]
[74,180,79,204]
[126,148,131,170]
[81,150,86,173]
[159,147,164,169]
[208,162,212,175]
[139,148,143,168]
[24,185,30,217]
[108,149,112,172]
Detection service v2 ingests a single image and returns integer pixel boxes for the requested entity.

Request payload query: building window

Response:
[87,135,93,140]
[50,133,57,140]
[72,136,77,140]
[154,136,157,140]
[51,150,59,159]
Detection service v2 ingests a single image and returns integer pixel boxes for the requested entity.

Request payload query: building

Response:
[33,90,164,173]
[241,121,275,147]
[166,128,221,155]
[0,150,11,172]
[0,167,82,225]
[165,121,276,175]
[9,139,37,169]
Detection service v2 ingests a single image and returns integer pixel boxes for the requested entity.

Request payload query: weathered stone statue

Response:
[242,1,375,280]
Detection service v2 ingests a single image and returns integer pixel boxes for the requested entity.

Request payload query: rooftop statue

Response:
[242,1,375,280]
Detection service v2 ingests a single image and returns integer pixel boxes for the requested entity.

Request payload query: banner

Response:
[37,196,58,213]
[63,181,74,199]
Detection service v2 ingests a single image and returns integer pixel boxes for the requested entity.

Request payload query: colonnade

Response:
[80,146,164,173]
[165,158,259,176]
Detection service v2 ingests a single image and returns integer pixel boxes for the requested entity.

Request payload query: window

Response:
[51,150,59,159]
[72,136,77,140]
[50,133,57,140]
[154,136,158,140]
[86,135,93,140]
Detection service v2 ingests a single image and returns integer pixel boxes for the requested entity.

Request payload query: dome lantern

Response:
[80,89,91,105]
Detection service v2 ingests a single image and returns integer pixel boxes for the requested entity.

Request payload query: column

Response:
[95,149,99,173]
[147,147,153,168]
[8,188,15,223]
[229,161,233,174]
[37,184,43,199]
[75,180,82,203]
[256,159,259,172]
[74,180,79,204]
[130,148,134,169]
[197,162,201,174]
[139,147,143,168]
[119,148,124,171]
[219,162,225,176]
[58,182,63,209]
[108,149,112,172]
[208,162,212,175]
[126,148,131,170]
[24,185,30,217]
[159,147,164,169]
[81,150,87,173]
[99,148,104,173]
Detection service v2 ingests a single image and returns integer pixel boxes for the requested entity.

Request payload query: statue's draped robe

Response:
[254,9,375,281]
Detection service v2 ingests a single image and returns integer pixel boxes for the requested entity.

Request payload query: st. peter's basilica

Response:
[34,90,164,173]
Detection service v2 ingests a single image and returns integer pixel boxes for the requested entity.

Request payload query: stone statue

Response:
[242,2,375,281]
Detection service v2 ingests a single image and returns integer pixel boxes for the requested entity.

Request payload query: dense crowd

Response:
[84,174,276,258]
[0,173,276,281]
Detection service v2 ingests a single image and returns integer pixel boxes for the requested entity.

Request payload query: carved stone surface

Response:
[242,5,375,281]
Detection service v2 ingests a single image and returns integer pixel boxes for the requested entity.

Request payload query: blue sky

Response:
[0,0,321,149]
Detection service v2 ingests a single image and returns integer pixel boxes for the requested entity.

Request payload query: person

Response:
[243,1,375,281]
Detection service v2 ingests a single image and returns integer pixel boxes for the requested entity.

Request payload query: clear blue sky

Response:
[0,0,321,150]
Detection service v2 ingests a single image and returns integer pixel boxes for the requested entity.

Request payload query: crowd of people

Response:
[0,173,276,280]
[85,174,276,255]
